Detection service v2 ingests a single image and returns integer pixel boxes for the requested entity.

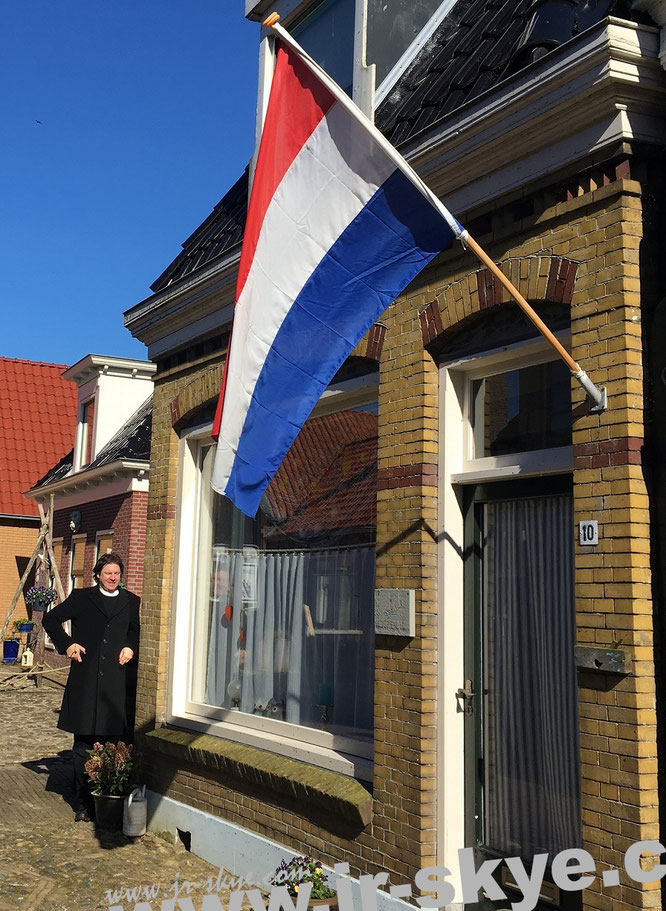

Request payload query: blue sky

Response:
[1,2,259,365]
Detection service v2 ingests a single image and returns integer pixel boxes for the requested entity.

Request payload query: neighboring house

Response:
[0,357,77,625]
[124,3,666,911]
[26,354,155,609]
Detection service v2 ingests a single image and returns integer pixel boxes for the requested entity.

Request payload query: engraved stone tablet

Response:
[374,589,415,637]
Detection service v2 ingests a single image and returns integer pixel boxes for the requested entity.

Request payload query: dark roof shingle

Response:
[150,169,249,293]
[148,0,646,293]
[34,396,152,489]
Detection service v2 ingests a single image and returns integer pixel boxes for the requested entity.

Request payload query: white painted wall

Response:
[93,372,152,458]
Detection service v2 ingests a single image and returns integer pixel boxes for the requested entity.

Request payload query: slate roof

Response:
[33,396,153,490]
[0,358,77,517]
[376,0,644,146]
[150,169,249,293]
[148,0,646,294]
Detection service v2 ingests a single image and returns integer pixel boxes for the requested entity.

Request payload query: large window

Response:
[177,389,378,769]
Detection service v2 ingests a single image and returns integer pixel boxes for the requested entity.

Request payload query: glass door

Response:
[463,479,581,910]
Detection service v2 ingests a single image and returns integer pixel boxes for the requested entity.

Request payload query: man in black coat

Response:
[43,552,140,821]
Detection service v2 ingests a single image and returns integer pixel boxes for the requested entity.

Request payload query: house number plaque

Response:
[579,520,599,545]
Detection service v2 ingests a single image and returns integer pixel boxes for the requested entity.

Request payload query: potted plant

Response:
[84,741,136,830]
[2,637,19,664]
[25,586,58,612]
[270,855,337,909]
[13,618,34,633]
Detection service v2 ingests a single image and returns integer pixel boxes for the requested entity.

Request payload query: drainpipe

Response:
[633,0,666,68]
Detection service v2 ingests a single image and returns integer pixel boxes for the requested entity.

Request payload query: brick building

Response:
[124,3,666,910]
[0,357,77,625]
[26,354,155,608]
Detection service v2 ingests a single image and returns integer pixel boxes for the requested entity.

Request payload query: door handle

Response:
[456,679,476,715]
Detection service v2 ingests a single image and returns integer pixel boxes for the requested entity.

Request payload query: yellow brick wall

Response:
[0,519,40,626]
[413,176,657,911]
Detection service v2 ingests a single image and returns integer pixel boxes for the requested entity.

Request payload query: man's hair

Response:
[93,552,125,580]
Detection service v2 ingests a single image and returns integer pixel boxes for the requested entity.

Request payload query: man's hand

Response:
[119,647,134,666]
[66,643,86,662]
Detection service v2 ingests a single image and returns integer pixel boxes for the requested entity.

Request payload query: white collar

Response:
[98,585,120,598]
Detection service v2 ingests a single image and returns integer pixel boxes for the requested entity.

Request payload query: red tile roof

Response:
[0,357,78,516]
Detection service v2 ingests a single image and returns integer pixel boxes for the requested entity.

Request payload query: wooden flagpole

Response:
[261,13,607,413]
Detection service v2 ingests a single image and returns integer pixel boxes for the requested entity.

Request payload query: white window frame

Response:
[74,396,97,471]
[437,334,573,889]
[168,379,378,781]
[447,335,574,485]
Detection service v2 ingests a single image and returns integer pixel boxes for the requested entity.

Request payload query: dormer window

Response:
[292,0,355,93]
[249,0,457,116]
[79,398,96,468]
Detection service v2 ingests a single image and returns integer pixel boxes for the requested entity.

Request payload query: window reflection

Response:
[192,406,377,743]
[472,360,571,457]
[293,0,356,94]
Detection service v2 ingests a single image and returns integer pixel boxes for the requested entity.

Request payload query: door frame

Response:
[462,476,575,850]
[437,339,575,905]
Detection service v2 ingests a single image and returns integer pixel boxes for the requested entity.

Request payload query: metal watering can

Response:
[123,785,147,837]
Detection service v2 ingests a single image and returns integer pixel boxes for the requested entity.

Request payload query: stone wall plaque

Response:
[374,589,415,637]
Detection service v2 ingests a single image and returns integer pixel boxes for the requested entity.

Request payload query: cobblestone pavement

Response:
[0,665,234,911]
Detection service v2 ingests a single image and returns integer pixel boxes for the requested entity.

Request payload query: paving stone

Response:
[0,665,236,911]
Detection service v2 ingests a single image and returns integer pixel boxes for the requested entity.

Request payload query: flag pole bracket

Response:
[573,368,607,413]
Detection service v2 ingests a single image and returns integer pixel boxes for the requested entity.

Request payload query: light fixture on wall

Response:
[69,510,82,533]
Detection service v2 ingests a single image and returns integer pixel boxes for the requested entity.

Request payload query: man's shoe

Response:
[74,807,92,822]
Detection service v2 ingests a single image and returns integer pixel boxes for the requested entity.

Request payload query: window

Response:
[96,531,114,561]
[367,0,445,87]
[293,0,356,93]
[69,535,86,593]
[470,359,572,458]
[79,399,95,468]
[449,338,574,484]
[174,385,377,772]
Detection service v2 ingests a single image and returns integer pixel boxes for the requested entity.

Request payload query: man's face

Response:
[211,568,229,599]
[99,563,122,592]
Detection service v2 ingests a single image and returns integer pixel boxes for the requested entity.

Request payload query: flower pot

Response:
[93,794,126,831]
[3,640,19,663]
[309,899,338,911]
[18,623,34,632]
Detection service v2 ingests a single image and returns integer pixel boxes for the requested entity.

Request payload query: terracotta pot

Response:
[93,794,126,831]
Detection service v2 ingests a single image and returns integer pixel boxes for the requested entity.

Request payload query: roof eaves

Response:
[25,460,149,501]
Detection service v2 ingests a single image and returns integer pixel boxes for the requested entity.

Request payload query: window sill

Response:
[145,724,373,832]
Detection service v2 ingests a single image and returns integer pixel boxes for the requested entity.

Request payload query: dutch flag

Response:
[212,39,463,517]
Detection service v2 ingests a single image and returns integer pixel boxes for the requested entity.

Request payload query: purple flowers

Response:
[270,854,335,899]
[25,586,58,609]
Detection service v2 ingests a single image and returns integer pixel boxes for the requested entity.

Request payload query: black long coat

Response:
[42,586,140,735]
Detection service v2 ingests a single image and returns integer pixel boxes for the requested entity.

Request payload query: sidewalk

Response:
[0,664,233,910]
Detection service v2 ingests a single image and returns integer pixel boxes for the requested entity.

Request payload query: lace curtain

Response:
[204,545,374,735]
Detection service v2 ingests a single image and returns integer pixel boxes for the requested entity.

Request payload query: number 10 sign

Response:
[579,520,599,546]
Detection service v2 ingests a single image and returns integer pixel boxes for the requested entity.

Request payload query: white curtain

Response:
[205,545,374,735]
[483,495,580,859]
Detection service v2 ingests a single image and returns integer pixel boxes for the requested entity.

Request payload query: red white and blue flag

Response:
[212,40,463,516]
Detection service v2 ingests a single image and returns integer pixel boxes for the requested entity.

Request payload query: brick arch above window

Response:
[170,364,224,433]
[419,255,579,350]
